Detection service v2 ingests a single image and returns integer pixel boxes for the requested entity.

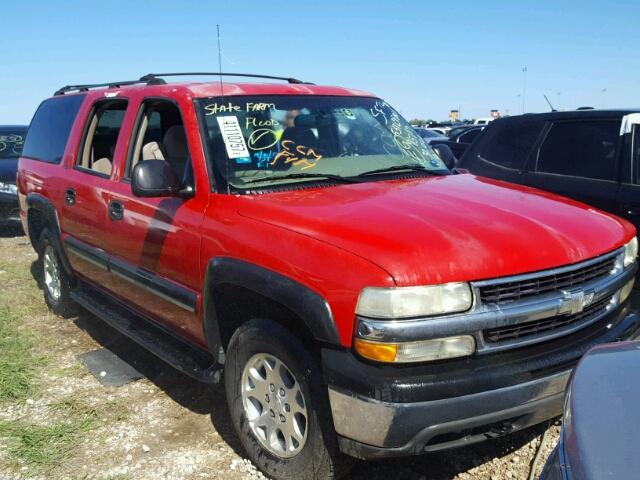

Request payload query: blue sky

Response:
[2,0,639,123]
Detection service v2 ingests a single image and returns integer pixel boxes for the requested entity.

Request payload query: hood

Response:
[0,158,18,183]
[237,174,635,286]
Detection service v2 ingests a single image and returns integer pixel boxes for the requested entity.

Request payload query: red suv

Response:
[17,73,640,480]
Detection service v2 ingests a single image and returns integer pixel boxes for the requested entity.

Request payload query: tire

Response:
[224,319,351,480]
[38,229,77,318]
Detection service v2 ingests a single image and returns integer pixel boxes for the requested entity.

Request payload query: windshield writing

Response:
[0,132,25,159]
[199,96,446,190]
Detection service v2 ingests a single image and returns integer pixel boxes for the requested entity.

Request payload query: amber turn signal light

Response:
[354,338,398,362]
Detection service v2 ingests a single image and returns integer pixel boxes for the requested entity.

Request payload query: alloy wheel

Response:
[43,246,61,301]
[240,353,308,458]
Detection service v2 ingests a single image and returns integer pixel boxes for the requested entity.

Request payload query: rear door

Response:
[617,118,640,232]
[59,98,130,285]
[527,119,622,213]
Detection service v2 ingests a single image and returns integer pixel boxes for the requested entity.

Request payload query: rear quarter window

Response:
[473,120,544,170]
[22,95,86,164]
[536,120,620,181]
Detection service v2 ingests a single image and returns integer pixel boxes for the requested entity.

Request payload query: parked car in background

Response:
[474,117,494,125]
[0,125,27,226]
[459,110,640,234]
[427,127,449,135]
[429,125,485,158]
[412,126,448,143]
[541,341,640,480]
[17,74,640,480]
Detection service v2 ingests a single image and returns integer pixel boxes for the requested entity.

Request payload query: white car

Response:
[473,117,494,125]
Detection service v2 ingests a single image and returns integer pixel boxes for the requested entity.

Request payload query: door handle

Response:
[108,201,124,221]
[65,188,76,206]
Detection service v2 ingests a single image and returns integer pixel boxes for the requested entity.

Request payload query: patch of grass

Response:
[0,256,49,403]
[0,306,42,403]
[0,415,98,468]
[0,395,128,471]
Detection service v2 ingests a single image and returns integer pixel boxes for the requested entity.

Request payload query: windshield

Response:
[198,96,447,190]
[0,130,26,159]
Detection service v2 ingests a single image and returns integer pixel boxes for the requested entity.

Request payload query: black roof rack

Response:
[54,72,310,95]
[54,78,165,96]
[140,72,310,84]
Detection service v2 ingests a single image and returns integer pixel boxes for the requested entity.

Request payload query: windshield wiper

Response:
[241,172,361,186]
[356,164,449,177]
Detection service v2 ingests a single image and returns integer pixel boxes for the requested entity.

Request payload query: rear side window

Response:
[22,95,85,164]
[77,100,128,177]
[477,121,543,169]
[536,120,620,181]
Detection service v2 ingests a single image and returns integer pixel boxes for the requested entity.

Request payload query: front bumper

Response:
[0,191,20,224]
[323,304,640,459]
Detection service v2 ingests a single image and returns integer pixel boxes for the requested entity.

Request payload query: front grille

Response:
[483,294,614,343]
[479,255,617,304]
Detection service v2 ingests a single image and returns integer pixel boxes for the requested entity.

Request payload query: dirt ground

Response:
[0,230,560,480]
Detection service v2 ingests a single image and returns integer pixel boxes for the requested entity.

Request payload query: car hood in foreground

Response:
[237,174,634,285]
[563,341,640,480]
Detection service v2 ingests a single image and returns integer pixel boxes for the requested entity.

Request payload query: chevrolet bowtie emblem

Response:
[559,289,595,315]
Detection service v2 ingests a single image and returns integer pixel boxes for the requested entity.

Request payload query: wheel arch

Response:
[25,193,73,275]
[202,257,341,362]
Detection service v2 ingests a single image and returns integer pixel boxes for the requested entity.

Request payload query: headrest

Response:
[163,125,187,158]
[294,113,336,129]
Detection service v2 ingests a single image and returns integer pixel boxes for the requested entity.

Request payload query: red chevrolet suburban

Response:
[17,73,639,480]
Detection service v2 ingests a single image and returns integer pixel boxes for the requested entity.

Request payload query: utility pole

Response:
[522,67,527,114]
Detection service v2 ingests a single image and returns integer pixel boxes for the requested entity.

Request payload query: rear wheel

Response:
[224,319,350,480]
[38,229,76,317]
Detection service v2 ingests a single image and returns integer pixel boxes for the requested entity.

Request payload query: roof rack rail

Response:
[54,72,310,96]
[54,77,167,96]
[140,72,312,85]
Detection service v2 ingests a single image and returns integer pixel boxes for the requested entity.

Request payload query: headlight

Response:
[354,335,476,363]
[620,278,635,304]
[624,237,638,267]
[356,283,472,319]
[0,182,18,195]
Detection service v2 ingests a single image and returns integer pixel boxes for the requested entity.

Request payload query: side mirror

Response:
[132,160,182,198]
[432,144,457,170]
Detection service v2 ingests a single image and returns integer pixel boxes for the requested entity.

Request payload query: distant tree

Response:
[408,119,434,127]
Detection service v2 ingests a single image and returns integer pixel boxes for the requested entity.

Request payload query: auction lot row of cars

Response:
[3,73,640,479]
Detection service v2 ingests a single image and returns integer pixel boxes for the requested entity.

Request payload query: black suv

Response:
[458,110,640,232]
[0,125,27,226]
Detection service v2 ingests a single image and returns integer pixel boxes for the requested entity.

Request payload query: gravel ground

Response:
[0,230,560,480]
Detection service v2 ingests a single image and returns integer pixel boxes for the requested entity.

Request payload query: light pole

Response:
[522,67,527,114]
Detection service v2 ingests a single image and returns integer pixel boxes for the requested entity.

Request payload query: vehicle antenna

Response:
[543,94,556,112]
[217,24,231,194]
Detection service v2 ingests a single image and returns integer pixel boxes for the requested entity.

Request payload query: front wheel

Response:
[224,319,350,480]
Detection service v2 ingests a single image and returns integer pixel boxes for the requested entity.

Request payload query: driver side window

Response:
[126,100,193,187]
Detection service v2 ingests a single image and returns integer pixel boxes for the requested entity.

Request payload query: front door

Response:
[101,98,208,346]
